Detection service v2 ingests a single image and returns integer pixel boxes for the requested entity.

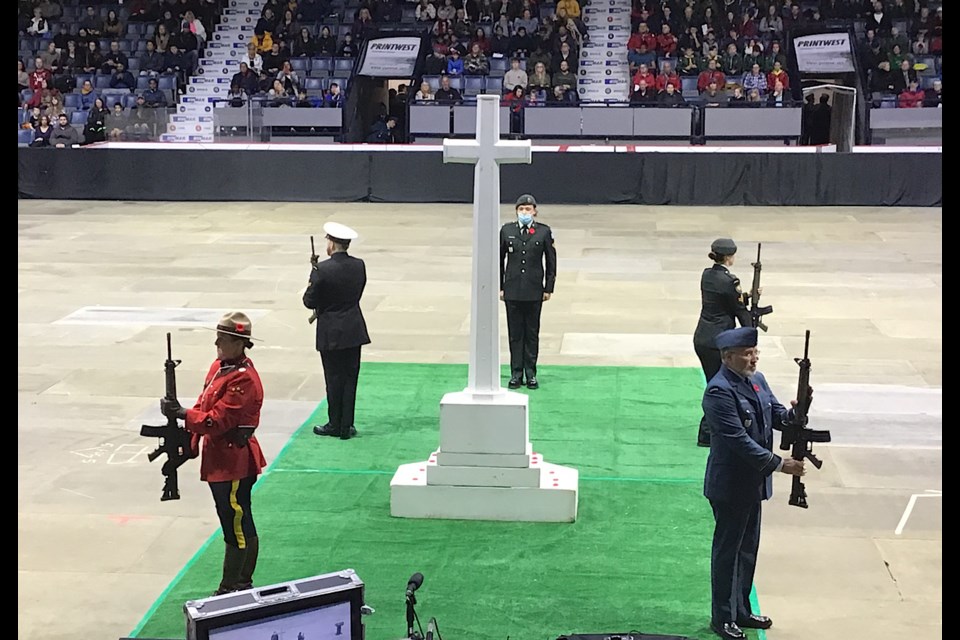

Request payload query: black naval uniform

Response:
[499,219,557,384]
[303,252,371,439]
[693,263,752,445]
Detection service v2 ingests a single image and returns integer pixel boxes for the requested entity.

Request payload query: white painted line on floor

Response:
[895,489,942,535]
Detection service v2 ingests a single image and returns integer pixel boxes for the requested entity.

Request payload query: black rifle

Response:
[140,333,193,501]
[308,234,318,324]
[747,243,773,332]
[779,330,831,508]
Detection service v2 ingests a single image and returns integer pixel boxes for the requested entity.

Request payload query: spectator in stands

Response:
[40,42,61,75]
[106,102,128,140]
[291,27,316,57]
[762,41,786,73]
[741,62,767,96]
[158,8,179,36]
[229,63,258,98]
[514,9,539,37]
[79,6,102,37]
[766,79,792,106]
[83,97,108,144]
[154,23,172,54]
[24,106,43,130]
[679,46,700,76]
[503,85,527,133]
[628,22,657,63]
[416,0,437,22]
[453,8,474,41]
[697,58,725,93]
[110,62,136,91]
[324,82,344,107]
[678,25,702,56]
[745,87,763,105]
[267,79,293,106]
[256,7,277,36]
[720,42,743,77]
[727,84,746,106]
[923,79,942,108]
[767,60,789,90]
[31,114,54,147]
[142,76,169,107]
[102,9,125,39]
[527,43,551,75]
[887,43,909,70]
[887,25,910,55]
[252,30,274,55]
[163,43,186,78]
[701,43,721,70]
[655,59,680,93]
[79,79,98,110]
[242,42,264,73]
[184,10,207,44]
[470,27,491,55]
[552,59,576,99]
[527,60,550,99]
[464,42,489,75]
[557,0,580,19]
[867,0,892,37]
[444,48,463,75]
[414,80,434,101]
[657,23,679,57]
[263,43,287,76]
[352,7,378,40]
[898,79,924,108]
[490,23,510,57]
[893,57,916,93]
[658,81,685,106]
[82,41,104,74]
[338,33,358,57]
[701,79,726,107]
[375,0,401,23]
[632,62,655,93]
[552,41,577,75]
[175,22,200,75]
[51,112,80,147]
[738,9,758,40]
[26,6,50,36]
[366,115,397,142]
[316,26,337,57]
[18,58,30,94]
[25,57,53,109]
[139,40,165,77]
[742,38,764,69]
[435,74,462,103]
[37,0,62,21]
[782,2,803,31]
[276,60,302,95]
[102,41,129,75]
[508,26,534,59]
[438,0,456,21]
[869,59,897,101]
[676,5,697,36]
[759,5,783,40]
[503,57,528,92]
[424,46,447,75]
[630,78,656,104]
[275,9,298,44]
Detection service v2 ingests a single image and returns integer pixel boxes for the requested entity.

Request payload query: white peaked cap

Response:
[323,222,359,241]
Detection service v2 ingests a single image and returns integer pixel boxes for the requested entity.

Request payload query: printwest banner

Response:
[793,33,856,73]
[358,37,422,77]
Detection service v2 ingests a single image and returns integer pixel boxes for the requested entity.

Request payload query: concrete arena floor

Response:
[18,201,941,640]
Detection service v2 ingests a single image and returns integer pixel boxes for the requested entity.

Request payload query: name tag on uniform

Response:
[744,419,752,428]
[508,246,514,253]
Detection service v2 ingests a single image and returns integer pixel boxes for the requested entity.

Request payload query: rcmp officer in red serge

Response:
[499,194,557,390]
[703,327,809,639]
[693,238,753,447]
[304,222,371,440]
[160,311,267,596]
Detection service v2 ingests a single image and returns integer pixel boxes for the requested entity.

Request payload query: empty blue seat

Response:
[127,58,140,71]
[919,75,937,90]
[119,40,133,53]
[681,76,698,95]
[484,76,504,94]
[464,76,485,95]
[489,57,508,73]
[423,75,441,92]
[157,75,176,91]
[122,94,139,109]
[64,93,82,109]
[137,76,151,90]
[334,57,354,72]
[312,57,334,72]
[304,77,324,90]
[20,89,34,105]
[290,58,309,72]
[95,74,112,89]
[71,111,87,124]
[19,129,34,145]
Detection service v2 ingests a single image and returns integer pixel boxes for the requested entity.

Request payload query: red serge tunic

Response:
[185,358,267,482]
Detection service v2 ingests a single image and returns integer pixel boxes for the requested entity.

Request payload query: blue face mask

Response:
[518,213,533,226]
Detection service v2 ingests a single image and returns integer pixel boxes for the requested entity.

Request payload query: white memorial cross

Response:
[443,94,532,394]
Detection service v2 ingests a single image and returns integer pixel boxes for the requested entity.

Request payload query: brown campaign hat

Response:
[210,311,261,342]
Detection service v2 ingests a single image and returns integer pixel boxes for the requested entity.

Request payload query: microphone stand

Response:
[406,592,423,640]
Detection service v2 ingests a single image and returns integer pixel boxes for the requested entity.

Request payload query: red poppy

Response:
[753,384,760,391]
[528,227,535,234]
[235,322,246,332]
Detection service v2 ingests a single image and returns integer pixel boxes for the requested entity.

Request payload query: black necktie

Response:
[521,226,529,236]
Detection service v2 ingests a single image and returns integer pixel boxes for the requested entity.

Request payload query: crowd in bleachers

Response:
[620,0,942,108]
[18,0,223,146]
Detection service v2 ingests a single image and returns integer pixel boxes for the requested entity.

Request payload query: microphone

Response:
[425,617,437,640]
[405,572,424,598]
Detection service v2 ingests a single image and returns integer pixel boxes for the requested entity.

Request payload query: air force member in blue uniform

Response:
[703,327,809,640]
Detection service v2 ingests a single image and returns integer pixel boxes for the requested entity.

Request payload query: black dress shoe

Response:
[737,614,772,629]
[508,376,523,389]
[339,426,358,440]
[526,377,539,389]
[313,424,339,437]
[697,438,711,448]
[710,622,745,639]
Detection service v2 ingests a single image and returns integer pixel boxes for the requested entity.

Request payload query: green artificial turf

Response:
[131,362,767,640]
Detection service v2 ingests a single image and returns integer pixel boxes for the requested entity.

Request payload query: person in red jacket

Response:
[26,57,53,108]
[697,58,726,93]
[766,60,789,91]
[655,59,681,93]
[631,63,656,93]
[161,311,267,596]
[898,80,925,108]
[656,23,679,57]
